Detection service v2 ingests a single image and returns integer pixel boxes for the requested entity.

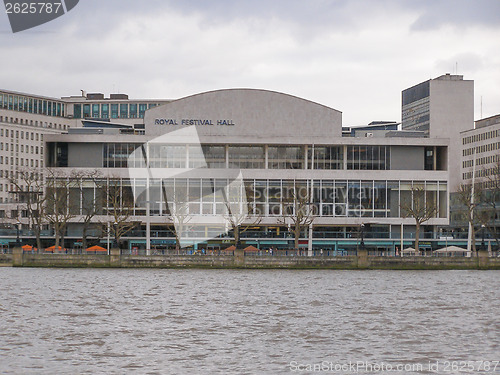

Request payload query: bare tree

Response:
[278,182,316,253]
[160,181,192,251]
[222,179,262,249]
[478,154,500,249]
[45,169,77,251]
[455,183,481,254]
[105,178,137,249]
[9,168,46,251]
[69,170,103,250]
[400,186,437,255]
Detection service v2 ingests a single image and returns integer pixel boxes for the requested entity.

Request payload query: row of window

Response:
[0,92,65,117]
[104,143,390,170]
[462,166,498,180]
[463,129,499,145]
[73,102,162,119]
[463,142,500,156]
[0,143,41,154]
[0,115,67,130]
[0,128,42,141]
[58,177,447,219]
[462,154,500,168]
[0,156,42,167]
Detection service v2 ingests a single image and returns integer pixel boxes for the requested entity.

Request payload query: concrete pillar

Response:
[12,246,23,267]
[110,247,121,267]
[234,248,244,267]
[357,248,369,268]
[477,249,489,269]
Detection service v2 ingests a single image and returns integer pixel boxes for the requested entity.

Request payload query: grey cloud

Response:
[406,0,500,30]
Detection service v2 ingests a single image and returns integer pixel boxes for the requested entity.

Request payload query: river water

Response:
[0,269,499,374]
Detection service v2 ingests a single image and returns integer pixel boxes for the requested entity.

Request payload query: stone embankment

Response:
[2,247,499,270]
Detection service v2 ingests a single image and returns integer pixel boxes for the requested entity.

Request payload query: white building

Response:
[45,89,450,252]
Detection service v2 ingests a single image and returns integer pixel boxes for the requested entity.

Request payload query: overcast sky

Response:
[1,0,499,126]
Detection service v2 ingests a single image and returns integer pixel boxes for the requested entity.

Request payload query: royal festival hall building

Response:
[41,88,452,253]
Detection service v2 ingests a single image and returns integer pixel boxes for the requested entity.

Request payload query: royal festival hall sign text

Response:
[155,118,235,126]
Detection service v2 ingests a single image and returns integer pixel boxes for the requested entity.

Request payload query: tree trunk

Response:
[415,221,420,256]
[471,226,476,256]
[294,222,300,255]
[60,227,65,252]
[35,226,42,253]
[82,223,88,251]
[54,225,60,252]
[234,225,240,248]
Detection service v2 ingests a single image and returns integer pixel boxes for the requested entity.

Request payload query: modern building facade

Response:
[43,89,450,252]
[455,114,500,241]
[0,89,171,250]
[3,73,487,252]
[461,114,500,187]
[402,74,474,189]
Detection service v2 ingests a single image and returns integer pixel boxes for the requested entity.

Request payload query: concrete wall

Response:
[145,89,343,138]
[429,77,474,190]
[10,249,500,270]
[68,142,102,167]
[391,146,424,170]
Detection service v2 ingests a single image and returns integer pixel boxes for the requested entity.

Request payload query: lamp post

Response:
[360,223,365,250]
[481,224,485,252]
[15,220,21,247]
[113,221,118,249]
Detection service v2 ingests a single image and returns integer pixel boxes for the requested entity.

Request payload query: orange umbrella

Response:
[244,245,259,253]
[85,245,107,252]
[45,245,65,252]
[22,244,33,252]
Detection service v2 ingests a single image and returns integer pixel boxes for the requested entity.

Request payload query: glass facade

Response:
[94,143,439,173]
[309,146,343,169]
[59,177,447,219]
[0,91,65,117]
[268,146,304,169]
[347,146,390,170]
[228,146,265,169]
[103,143,144,168]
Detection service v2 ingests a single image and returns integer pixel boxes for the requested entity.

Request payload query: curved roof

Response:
[145,88,342,138]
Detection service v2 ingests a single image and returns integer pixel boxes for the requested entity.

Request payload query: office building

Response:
[402,74,474,189]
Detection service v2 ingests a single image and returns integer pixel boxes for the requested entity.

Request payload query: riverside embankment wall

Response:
[5,248,500,270]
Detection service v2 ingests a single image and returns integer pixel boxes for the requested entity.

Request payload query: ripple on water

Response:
[0,269,498,374]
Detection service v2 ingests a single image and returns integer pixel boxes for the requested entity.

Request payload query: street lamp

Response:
[360,223,365,250]
[15,220,21,247]
[481,224,486,251]
[113,221,118,249]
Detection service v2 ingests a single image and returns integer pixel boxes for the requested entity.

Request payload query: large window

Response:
[189,145,226,168]
[92,104,100,118]
[129,104,137,118]
[228,146,265,169]
[101,104,109,119]
[310,146,343,169]
[120,104,128,118]
[83,104,90,118]
[104,143,143,168]
[149,144,187,168]
[268,146,304,169]
[111,104,118,119]
[347,146,390,170]
[73,104,81,119]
